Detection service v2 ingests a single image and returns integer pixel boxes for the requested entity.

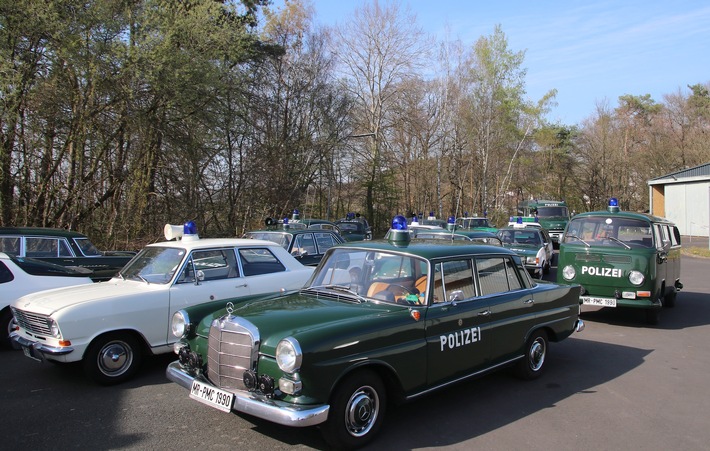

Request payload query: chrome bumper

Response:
[10,332,75,361]
[166,361,329,427]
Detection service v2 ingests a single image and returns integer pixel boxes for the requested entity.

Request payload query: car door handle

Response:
[235,283,247,288]
[524,299,534,305]
[478,310,491,317]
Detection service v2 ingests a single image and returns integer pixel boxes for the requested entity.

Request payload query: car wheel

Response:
[321,369,386,449]
[515,329,548,380]
[1,308,15,349]
[83,333,143,385]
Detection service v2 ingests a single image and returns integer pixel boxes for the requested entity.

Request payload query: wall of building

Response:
[663,181,710,237]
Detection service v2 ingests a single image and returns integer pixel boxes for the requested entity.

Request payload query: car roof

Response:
[335,238,516,259]
[0,227,88,239]
[572,209,673,224]
[146,237,282,251]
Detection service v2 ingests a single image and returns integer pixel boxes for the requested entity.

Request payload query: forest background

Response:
[1,0,709,250]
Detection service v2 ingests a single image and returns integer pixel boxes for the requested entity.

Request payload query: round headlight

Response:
[562,265,576,280]
[628,270,644,286]
[276,337,302,373]
[48,318,61,338]
[171,310,190,338]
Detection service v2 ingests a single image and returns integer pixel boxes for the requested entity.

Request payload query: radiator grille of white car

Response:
[207,316,260,391]
[10,307,51,336]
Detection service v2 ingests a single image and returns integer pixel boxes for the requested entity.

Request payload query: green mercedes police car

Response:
[557,198,682,324]
[166,216,584,449]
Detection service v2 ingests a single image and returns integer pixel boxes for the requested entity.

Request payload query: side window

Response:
[671,226,681,246]
[293,233,317,256]
[505,258,524,291]
[239,248,286,276]
[0,261,14,284]
[653,224,668,250]
[477,257,513,295]
[314,233,338,253]
[179,249,239,283]
[26,237,60,257]
[0,237,21,255]
[432,259,475,303]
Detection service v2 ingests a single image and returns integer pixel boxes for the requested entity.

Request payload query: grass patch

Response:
[682,247,710,258]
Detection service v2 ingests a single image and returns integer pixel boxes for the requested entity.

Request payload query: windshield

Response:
[564,217,653,248]
[536,206,569,218]
[74,237,102,256]
[498,229,542,246]
[460,218,490,228]
[336,222,362,232]
[119,246,186,284]
[245,232,292,251]
[306,248,429,305]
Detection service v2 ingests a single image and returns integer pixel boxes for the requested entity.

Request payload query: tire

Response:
[1,308,15,349]
[83,333,143,385]
[515,330,548,380]
[321,369,387,450]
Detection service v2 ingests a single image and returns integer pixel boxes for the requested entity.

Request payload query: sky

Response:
[269,0,710,125]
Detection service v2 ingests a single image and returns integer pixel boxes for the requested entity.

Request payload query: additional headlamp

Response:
[562,265,576,280]
[276,337,302,373]
[171,310,190,338]
[628,270,644,286]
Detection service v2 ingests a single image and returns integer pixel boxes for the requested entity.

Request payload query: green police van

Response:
[557,198,683,324]
[517,199,570,247]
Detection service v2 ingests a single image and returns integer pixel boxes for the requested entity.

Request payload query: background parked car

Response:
[0,227,136,281]
[0,252,93,348]
[245,227,345,266]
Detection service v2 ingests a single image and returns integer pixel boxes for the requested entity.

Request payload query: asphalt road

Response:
[1,255,709,450]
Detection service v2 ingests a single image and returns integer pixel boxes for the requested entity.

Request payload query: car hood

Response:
[201,292,412,354]
[13,279,163,316]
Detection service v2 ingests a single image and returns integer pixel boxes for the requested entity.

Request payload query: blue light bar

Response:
[183,221,197,235]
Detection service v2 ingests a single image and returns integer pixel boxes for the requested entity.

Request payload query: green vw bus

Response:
[557,198,682,324]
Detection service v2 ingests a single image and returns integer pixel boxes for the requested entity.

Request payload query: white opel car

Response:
[10,222,314,384]
[1,253,93,348]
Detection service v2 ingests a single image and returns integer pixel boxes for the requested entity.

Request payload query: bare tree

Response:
[332,0,429,230]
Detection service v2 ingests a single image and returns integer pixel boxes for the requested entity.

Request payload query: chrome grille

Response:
[10,307,51,336]
[207,316,260,391]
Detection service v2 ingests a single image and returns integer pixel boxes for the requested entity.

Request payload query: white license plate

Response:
[581,296,617,307]
[189,380,234,413]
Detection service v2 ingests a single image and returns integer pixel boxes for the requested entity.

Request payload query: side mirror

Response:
[448,290,464,303]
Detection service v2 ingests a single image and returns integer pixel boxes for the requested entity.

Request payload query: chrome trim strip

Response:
[406,356,523,401]
[10,332,75,357]
[166,361,329,427]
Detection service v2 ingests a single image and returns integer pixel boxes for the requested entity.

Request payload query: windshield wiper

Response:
[305,285,367,303]
[566,235,590,247]
[608,237,631,249]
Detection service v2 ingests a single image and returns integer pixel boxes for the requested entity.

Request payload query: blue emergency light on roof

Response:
[411,214,419,225]
[174,220,199,242]
[292,209,300,220]
[388,215,410,245]
[346,212,355,220]
[608,197,620,213]
[464,211,469,217]
[484,209,488,217]
[517,216,523,224]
